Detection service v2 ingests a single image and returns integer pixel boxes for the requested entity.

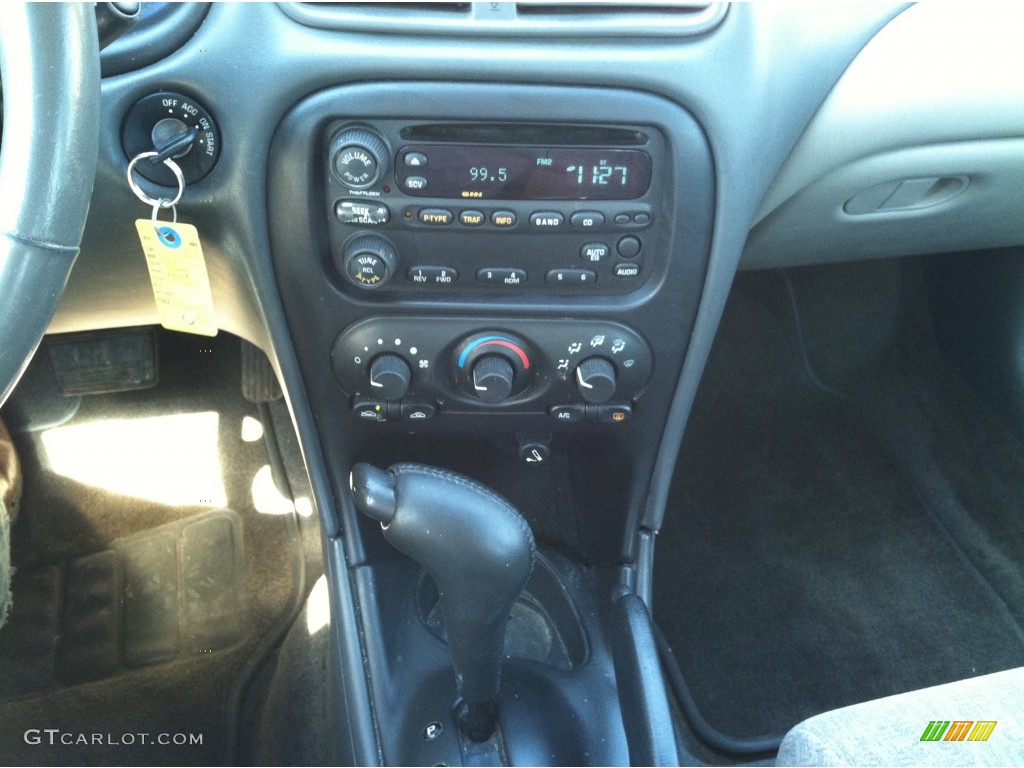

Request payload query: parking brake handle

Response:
[350,462,535,742]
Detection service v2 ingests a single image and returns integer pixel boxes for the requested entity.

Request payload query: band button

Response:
[530,211,564,228]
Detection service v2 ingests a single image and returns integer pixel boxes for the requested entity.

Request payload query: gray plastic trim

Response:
[752,3,1024,234]
[278,1,727,37]
[743,138,1024,269]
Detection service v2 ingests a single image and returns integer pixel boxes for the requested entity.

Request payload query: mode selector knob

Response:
[341,234,398,289]
[369,353,411,401]
[472,355,515,404]
[576,357,616,404]
[330,128,389,189]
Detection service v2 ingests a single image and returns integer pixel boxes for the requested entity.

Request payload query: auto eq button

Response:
[581,243,610,263]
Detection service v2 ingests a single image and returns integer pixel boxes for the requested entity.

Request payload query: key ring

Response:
[151,199,179,227]
[127,151,185,209]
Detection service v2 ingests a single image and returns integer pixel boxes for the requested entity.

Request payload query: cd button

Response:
[580,243,610,263]
[404,176,428,191]
[491,211,517,228]
[530,211,564,228]
[418,209,453,225]
[459,210,485,226]
[477,268,527,286]
[546,268,597,286]
[570,211,605,229]
[404,152,428,168]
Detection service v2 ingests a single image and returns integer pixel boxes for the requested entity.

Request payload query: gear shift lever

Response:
[350,463,535,742]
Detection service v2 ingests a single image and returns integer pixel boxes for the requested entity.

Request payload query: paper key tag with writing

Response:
[135,221,218,337]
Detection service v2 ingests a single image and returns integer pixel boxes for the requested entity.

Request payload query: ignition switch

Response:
[121,91,220,186]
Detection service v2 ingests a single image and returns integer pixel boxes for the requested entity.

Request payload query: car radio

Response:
[323,120,670,298]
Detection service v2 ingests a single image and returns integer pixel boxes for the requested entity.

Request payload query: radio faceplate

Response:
[324,120,671,298]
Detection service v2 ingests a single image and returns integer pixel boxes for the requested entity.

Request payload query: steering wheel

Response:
[0,5,99,406]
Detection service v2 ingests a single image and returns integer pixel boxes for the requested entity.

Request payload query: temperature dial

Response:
[472,355,515,404]
[330,128,389,190]
[575,357,617,404]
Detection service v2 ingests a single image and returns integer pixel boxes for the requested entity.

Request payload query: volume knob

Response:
[330,128,389,190]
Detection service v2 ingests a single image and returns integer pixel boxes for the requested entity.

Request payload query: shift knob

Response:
[349,463,536,742]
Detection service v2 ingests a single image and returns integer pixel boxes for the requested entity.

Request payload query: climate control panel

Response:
[331,317,653,423]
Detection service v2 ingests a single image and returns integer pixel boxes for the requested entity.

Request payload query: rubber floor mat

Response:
[1,510,245,696]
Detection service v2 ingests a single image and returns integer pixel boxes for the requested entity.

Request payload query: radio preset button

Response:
[404,152,428,168]
[546,268,597,286]
[570,211,604,229]
[407,266,459,286]
[459,210,485,226]
[617,236,642,259]
[581,243,610,263]
[530,212,564,229]
[404,176,428,191]
[491,211,517,228]
[614,262,642,278]
[477,268,527,286]
[418,208,453,225]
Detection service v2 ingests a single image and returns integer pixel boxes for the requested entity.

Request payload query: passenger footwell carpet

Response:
[653,264,1024,743]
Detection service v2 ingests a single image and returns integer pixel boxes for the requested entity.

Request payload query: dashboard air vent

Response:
[280,1,727,37]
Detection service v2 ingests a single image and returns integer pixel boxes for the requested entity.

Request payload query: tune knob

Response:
[471,355,515,404]
[330,128,389,189]
[369,353,412,401]
[575,357,616,404]
[340,234,398,289]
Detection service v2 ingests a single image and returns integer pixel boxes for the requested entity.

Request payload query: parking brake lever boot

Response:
[350,463,535,742]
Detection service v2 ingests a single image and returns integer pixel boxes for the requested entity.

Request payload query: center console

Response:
[268,81,714,764]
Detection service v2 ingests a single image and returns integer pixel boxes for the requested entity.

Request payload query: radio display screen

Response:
[396,145,652,200]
